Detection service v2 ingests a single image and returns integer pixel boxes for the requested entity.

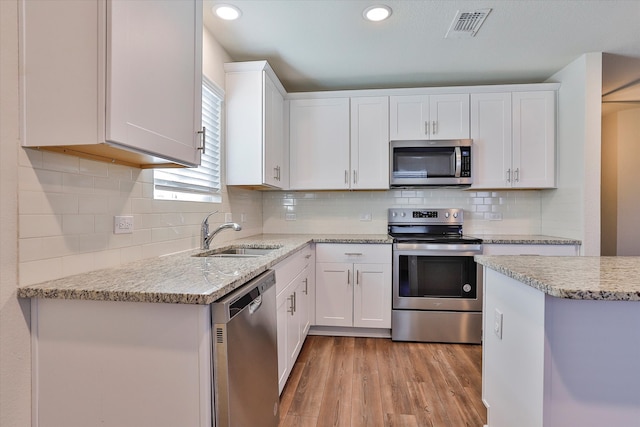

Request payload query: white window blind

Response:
[154,77,223,202]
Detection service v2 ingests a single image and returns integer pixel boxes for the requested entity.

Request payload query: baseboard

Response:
[308,325,391,338]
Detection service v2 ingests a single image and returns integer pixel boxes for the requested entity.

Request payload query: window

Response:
[153,77,223,202]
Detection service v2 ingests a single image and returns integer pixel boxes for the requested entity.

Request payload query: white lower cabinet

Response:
[315,244,391,329]
[275,244,314,394]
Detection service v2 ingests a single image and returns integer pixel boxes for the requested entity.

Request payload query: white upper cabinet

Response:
[289,96,389,190]
[471,90,556,189]
[470,93,513,188]
[20,0,203,168]
[289,98,351,190]
[350,96,390,189]
[512,91,556,188]
[225,61,286,188]
[389,94,470,140]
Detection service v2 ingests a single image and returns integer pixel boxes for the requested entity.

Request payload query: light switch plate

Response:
[114,216,134,234]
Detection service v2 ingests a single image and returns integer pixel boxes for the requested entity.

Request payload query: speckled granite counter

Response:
[476,255,640,301]
[17,234,391,305]
[471,234,581,245]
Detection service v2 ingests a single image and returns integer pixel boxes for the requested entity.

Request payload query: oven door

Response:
[392,243,483,311]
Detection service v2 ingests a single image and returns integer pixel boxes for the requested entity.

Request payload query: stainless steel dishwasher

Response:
[210,269,279,427]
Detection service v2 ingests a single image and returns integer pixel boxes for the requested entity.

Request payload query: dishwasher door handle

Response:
[249,295,262,314]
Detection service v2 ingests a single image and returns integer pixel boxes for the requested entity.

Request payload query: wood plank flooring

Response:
[279,336,486,427]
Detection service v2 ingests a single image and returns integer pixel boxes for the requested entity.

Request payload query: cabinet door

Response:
[276,291,290,394]
[512,91,556,188]
[263,73,285,187]
[389,95,430,140]
[429,94,470,139]
[353,263,392,328]
[286,287,302,374]
[350,96,390,189]
[106,0,202,166]
[470,93,513,188]
[289,98,350,189]
[298,265,313,336]
[315,262,353,327]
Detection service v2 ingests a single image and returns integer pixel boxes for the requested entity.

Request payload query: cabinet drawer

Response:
[274,245,313,295]
[315,244,391,264]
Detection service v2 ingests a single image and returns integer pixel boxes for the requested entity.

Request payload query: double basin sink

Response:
[193,245,281,259]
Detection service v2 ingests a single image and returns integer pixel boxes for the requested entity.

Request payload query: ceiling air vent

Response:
[445,9,491,38]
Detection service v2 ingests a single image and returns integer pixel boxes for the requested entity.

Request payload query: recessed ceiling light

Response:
[363,5,392,22]
[213,4,242,21]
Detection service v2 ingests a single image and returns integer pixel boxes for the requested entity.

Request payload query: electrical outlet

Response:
[359,213,372,221]
[114,216,134,234]
[486,212,503,221]
[494,309,503,339]
[240,213,247,223]
[224,213,233,222]
[285,213,296,221]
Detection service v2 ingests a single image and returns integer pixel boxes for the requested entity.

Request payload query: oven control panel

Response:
[388,208,463,225]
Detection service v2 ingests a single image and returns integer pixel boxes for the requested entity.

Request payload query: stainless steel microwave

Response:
[390,139,472,187]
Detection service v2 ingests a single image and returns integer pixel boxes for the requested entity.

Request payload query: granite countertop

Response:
[17,234,392,305]
[476,255,640,301]
[471,234,582,245]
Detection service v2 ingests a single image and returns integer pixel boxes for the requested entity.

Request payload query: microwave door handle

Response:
[454,146,462,178]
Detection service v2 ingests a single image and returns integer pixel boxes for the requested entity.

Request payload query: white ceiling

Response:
[204,0,640,96]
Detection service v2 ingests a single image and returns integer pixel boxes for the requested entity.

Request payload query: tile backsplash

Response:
[18,147,543,286]
[18,148,262,286]
[263,189,542,235]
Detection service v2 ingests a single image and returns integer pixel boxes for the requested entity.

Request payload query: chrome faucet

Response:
[201,211,242,250]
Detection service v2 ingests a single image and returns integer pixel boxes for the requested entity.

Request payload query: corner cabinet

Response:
[389,94,470,140]
[471,90,556,189]
[225,61,287,188]
[274,244,315,394]
[315,244,391,329]
[20,0,203,168]
[289,96,389,190]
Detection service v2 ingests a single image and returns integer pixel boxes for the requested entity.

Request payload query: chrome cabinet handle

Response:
[432,121,437,135]
[197,127,206,154]
[347,270,351,285]
[356,270,360,285]
[345,170,348,184]
[288,294,295,315]
[344,252,363,256]
[424,121,429,136]
[303,278,308,295]
[514,168,520,183]
[506,168,511,183]
[353,170,357,185]
[274,166,278,180]
[293,291,297,313]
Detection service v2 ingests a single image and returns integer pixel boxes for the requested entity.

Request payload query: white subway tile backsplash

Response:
[19,214,62,238]
[42,151,80,173]
[62,173,94,194]
[262,188,542,235]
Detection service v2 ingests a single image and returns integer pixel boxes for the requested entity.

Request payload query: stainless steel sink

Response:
[194,246,281,258]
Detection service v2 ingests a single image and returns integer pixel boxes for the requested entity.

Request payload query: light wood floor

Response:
[279,335,486,427]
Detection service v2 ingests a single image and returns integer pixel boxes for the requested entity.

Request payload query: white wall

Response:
[541,53,602,255]
[602,107,640,255]
[1,2,31,426]
[601,112,618,255]
[0,8,263,425]
[263,188,544,235]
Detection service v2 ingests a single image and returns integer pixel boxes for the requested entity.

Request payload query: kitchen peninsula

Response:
[476,255,640,427]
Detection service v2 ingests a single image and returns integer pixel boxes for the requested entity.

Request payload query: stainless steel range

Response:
[388,208,483,344]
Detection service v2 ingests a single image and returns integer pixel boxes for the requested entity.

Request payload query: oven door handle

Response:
[454,146,462,178]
